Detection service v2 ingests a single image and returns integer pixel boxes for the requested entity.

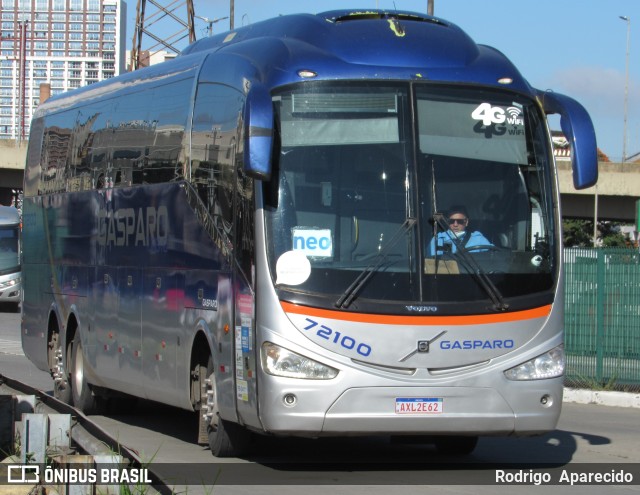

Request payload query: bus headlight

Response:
[0,278,19,289]
[261,342,338,379]
[504,345,565,381]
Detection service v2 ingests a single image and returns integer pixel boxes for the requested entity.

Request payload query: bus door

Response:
[191,78,260,427]
[233,167,258,428]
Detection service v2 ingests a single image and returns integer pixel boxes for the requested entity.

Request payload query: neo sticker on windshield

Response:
[292,227,333,258]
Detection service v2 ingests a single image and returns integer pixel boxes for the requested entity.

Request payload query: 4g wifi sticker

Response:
[471,102,524,126]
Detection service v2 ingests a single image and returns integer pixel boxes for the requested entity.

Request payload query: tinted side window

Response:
[24,117,44,197]
[191,83,245,248]
[39,112,74,195]
[109,91,150,187]
[144,78,191,184]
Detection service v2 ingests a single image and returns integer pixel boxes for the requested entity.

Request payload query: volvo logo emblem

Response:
[405,305,438,312]
[398,331,447,362]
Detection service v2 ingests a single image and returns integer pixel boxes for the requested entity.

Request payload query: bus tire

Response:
[434,435,478,455]
[206,357,251,457]
[70,333,98,414]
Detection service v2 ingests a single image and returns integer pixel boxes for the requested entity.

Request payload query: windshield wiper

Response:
[335,217,416,309]
[432,212,509,312]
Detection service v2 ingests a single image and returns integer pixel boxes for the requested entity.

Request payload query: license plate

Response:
[395,397,443,415]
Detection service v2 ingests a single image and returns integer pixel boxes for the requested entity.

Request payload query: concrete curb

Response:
[563,387,640,408]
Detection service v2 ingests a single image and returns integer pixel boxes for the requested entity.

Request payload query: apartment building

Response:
[0,0,126,141]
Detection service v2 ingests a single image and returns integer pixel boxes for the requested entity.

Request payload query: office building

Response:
[0,0,127,141]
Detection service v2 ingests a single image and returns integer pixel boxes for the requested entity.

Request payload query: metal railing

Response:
[564,247,640,391]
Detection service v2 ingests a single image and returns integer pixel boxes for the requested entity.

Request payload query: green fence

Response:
[564,247,640,391]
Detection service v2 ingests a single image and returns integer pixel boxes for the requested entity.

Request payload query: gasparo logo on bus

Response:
[97,206,169,247]
[440,339,515,350]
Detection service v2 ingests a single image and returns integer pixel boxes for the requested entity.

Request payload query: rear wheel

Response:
[434,435,478,455]
[70,333,99,414]
[205,357,251,457]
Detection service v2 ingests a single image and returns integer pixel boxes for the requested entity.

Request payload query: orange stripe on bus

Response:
[280,301,552,326]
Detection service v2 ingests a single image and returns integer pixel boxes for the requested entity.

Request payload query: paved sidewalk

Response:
[563,387,640,408]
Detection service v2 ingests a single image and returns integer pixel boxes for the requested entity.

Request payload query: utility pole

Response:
[131,0,195,70]
[619,15,631,164]
[428,0,434,15]
[0,20,28,143]
[230,0,235,30]
[18,20,28,144]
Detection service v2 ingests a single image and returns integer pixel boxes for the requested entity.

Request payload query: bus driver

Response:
[429,205,492,256]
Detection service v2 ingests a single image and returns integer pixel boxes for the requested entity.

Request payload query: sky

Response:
[127,0,640,162]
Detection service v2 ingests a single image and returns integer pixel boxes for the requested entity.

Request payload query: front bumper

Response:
[258,379,563,437]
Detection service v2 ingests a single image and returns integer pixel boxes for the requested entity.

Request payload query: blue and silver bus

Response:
[22,10,598,457]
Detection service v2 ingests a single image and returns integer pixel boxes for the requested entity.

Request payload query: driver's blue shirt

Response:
[428,230,492,256]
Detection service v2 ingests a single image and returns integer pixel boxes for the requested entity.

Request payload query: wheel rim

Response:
[73,340,84,393]
[204,371,220,432]
[53,346,66,383]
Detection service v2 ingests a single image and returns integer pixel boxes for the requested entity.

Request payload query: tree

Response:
[563,219,593,247]
[599,222,630,247]
[562,219,632,248]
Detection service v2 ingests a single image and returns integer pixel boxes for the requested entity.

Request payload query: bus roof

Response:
[182,9,532,93]
[36,9,534,118]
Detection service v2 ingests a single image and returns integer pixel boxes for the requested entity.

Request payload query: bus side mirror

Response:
[539,90,598,190]
[244,83,273,181]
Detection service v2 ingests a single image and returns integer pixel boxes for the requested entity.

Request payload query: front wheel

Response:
[70,333,99,414]
[205,357,251,457]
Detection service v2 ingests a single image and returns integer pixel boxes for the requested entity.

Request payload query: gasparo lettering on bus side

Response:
[97,206,169,248]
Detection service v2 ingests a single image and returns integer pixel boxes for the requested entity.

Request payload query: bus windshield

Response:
[264,82,556,314]
[0,224,19,273]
